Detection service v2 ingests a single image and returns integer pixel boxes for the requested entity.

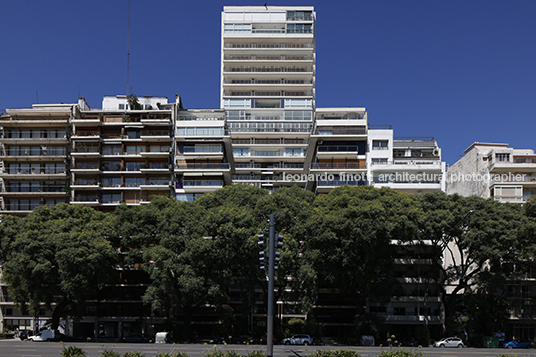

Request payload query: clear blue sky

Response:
[1,0,535,165]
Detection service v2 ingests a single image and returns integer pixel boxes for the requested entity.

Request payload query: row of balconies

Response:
[224,55,313,61]
[225,91,311,97]
[72,131,171,139]
[224,43,314,49]
[224,66,313,73]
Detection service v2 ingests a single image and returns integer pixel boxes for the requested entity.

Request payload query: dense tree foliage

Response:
[0,204,117,329]
[1,186,534,340]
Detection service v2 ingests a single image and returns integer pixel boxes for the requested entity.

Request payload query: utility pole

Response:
[258,214,283,357]
[266,214,275,357]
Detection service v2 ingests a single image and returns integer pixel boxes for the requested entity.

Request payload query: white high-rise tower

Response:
[221,6,316,189]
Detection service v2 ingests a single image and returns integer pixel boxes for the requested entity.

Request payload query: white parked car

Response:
[433,337,464,348]
[28,329,55,342]
[282,334,313,345]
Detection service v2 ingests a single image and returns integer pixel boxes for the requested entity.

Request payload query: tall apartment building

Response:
[0,5,449,341]
[222,6,315,191]
[0,104,73,215]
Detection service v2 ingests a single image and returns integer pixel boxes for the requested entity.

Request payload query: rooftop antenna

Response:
[125,0,131,95]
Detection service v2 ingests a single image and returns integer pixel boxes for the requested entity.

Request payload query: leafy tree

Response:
[0,204,117,330]
[304,185,420,327]
[254,186,317,316]
[417,192,525,335]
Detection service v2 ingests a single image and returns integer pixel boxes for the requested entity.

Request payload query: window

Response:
[285,148,304,157]
[287,23,313,33]
[372,140,388,150]
[224,23,252,33]
[102,193,121,204]
[284,110,312,121]
[286,10,313,21]
[224,98,251,108]
[233,148,250,157]
[372,158,388,164]
[284,99,312,108]
[496,153,510,162]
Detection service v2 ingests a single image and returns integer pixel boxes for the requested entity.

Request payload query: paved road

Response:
[0,340,533,357]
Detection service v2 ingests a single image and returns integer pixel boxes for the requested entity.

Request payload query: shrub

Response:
[223,351,242,357]
[123,352,145,357]
[174,353,191,357]
[244,351,265,357]
[61,345,87,357]
[309,350,361,357]
[377,349,423,357]
[204,347,225,357]
[102,350,121,357]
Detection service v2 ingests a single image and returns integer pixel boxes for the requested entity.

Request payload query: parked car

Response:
[28,329,55,342]
[433,337,464,348]
[121,334,150,343]
[504,339,532,349]
[19,330,29,340]
[282,334,313,345]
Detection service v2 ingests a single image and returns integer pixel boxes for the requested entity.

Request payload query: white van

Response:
[155,332,170,343]
[28,329,55,342]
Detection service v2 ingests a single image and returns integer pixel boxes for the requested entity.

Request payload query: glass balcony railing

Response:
[183,180,223,187]
[176,163,230,170]
[318,180,364,186]
[317,145,360,153]
[182,146,223,153]
[310,163,365,169]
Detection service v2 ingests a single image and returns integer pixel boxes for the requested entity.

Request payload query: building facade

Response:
[0,5,448,341]
[447,142,536,204]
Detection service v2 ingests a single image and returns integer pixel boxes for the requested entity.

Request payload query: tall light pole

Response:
[266,214,276,357]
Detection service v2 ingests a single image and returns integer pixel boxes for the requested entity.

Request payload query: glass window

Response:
[372,140,389,150]
[284,99,312,108]
[224,99,251,108]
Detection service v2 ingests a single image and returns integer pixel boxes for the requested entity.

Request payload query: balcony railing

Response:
[314,128,367,135]
[182,146,223,153]
[224,55,313,62]
[176,163,230,170]
[225,67,312,73]
[310,163,365,169]
[227,91,309,97]
[229,128,311,133]
[141,130,170,137]
[73,130,100,137]
[7,168,66,174]
[182,180,223,187]
[317,145,360,153]
[227,79,312,85]
[318,180,364,186]
[225,43,313,49]
[371,160,441,166]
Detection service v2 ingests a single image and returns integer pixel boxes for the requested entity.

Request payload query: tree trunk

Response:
[51,299,70,331]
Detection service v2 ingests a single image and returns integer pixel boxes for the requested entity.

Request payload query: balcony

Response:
[71,130,100,139]
[313,128,367,136]
[224,43,314,49]
[181,146,223,155]
[310,163,366,170]
[175,163,231,171]
[179,180,224,193]
[317,180,364,187]
[139,130,171,142]
[140,163,170,172]
[223,66,313,74]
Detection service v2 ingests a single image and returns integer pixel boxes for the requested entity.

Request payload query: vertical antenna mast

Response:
[125,0,131,95]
